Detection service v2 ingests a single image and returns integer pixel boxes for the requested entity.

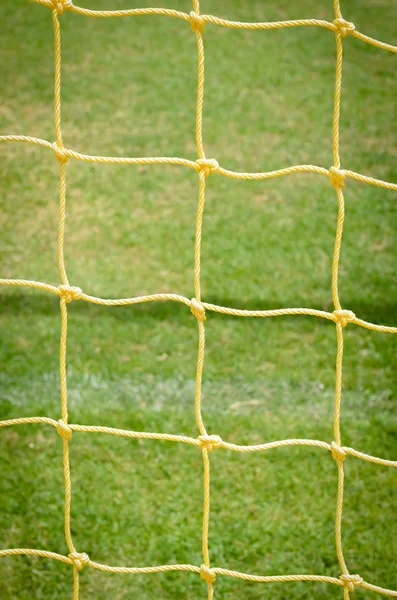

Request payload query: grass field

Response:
[0,0,396,598]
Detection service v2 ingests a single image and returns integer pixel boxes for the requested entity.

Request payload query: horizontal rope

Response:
[2,136,397,190]
[68,424,201,446]
[32,0,190,20]
[201,303,336,321]
[1,548,396,595]
[1,278,396,333]
[1,417,395,467]
[0,416,58,428]
[211,569,343,585]
[87,560,200,575]
[0,135,54,149]
[79,291,192,307]
[56,148,199,170]
[0,548,72,565]
[28,0,397,54]
[201,15,336,32]
[0,278,60,294]
[217,164,330,180]
[352,30,397,54]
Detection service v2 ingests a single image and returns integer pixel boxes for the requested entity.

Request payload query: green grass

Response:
[0,0,396,598]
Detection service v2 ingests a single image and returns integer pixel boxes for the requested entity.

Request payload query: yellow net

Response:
[0,0,396,598]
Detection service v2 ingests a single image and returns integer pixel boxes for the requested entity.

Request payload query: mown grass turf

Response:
[0,0,396,598]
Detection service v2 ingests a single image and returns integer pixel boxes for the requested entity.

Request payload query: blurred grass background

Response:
[0,0,396,598]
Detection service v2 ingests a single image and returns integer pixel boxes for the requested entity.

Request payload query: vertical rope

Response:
[193,171,208,436]
[331,29,344,312]
[192,0,205,159]
[191,2,214,598]
[52,8,63,150]
[52,8,69,286]
[334,322,348,576]
[331,2,349,595]
[53,3,78,584]
[57,160,69,286]
[59,298,75,553]
[73,565,80,600]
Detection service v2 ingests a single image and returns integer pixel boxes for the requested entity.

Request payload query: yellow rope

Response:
[3,135,397,190]
[2,417,397,467]
[1,0,396,598]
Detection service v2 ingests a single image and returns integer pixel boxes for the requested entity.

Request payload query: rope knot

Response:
[196,158,219,177]
[190,11,205,34]
[329,166,346,188]
[333,309,355,328]
[331,441,346,462]
[68,552,89,570]
[57,419,72,441]
[52,0,73,15]
[190,298,206,321]
[333,18,355,38]
[58,285,83,303]
[198,434,222,452]
[200,564,216,584]
[52,142,69,162]
[340,574,363,593]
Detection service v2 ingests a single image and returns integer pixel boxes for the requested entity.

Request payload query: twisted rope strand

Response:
[1,278,396,332]
[1,0,396,598]
[2,135,397,190]
[1,548,397,596]
[331,0,350,584]
[50,10,80,598]
[3,134,397,190]
[1,418,396,466]
[190,4,215,598]
[28,0,397,53]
